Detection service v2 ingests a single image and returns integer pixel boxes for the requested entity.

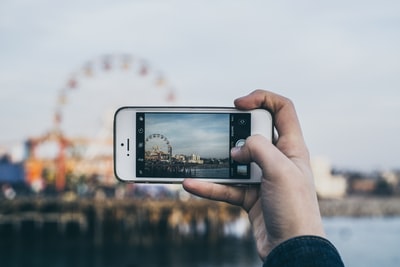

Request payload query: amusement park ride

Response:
[25,54,177,192]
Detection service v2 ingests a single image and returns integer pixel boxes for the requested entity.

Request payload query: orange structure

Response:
[25,132,70,191]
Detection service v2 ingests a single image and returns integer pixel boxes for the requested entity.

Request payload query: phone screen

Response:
[135,112,251,179]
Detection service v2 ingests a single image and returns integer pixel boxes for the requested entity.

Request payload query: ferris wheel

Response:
[145,133,173,161]
[27,53,178,190]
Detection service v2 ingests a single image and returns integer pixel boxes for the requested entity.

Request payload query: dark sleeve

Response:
[263,236,345,267]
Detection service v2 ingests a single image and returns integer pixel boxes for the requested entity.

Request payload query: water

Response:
[0,238,260,267]
[144,166,230,178]
[191,167,229,178]
[1,217,399,267]
[324,217,400,267]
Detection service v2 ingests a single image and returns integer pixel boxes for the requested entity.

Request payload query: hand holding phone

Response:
[113,107,273,184]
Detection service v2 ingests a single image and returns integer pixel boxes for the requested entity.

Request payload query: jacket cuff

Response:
[263,236,345,267]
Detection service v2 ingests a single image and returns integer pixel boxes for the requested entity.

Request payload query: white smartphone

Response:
[113,107,273,184]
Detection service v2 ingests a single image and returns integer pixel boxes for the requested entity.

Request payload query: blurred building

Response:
[188,154,203,164]
[381,170,400,190]
[311,157,347,199]
[0,154,25,183]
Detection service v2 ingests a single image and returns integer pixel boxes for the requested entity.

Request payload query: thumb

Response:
[231,135,289,181]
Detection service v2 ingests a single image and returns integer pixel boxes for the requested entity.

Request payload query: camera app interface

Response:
[136,112,250,179]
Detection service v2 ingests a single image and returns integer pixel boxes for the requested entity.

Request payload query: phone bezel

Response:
[114,107,273,184]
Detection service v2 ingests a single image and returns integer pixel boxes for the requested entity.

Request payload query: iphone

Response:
[114,107,273,184]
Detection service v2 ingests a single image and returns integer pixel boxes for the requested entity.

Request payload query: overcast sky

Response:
[145,113,229,158]
[1,0,399,171]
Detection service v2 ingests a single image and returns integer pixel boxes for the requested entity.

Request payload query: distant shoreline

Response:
[2,195,399,218]
[319,197,400,217]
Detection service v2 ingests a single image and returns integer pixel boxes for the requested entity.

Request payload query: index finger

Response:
[234,90,309,161]
[182,179,258,211]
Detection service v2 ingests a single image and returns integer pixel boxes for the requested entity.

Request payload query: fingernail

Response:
[231,146,241,155]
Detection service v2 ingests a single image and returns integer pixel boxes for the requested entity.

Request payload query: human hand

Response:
[182,90,325,260]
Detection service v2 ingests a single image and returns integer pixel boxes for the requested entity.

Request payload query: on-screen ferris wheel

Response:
[145,134,173,161]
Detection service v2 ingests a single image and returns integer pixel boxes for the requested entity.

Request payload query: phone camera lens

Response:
[121,143,124,146]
